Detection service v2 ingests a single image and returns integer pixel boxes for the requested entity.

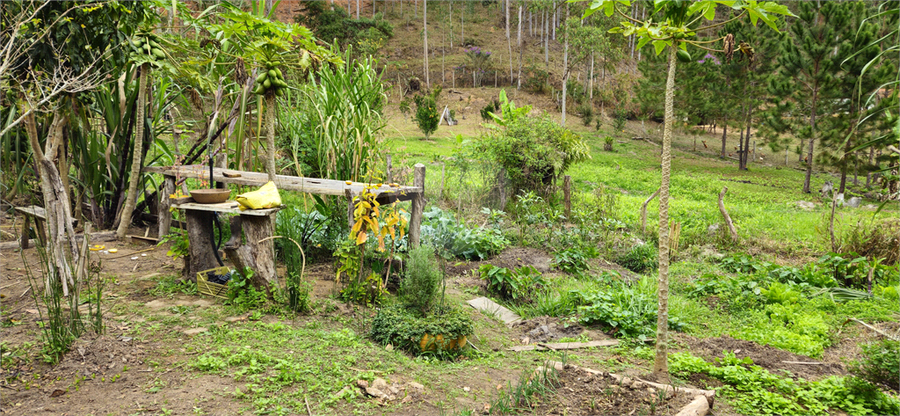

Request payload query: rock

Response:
[846,197,861,208]
[356,380,369,389]
[365,387,390,400]
[630,381,643,390]
[408,382,424,390]
[372,378,388,389]
[385,344,393,351]
[388,386,400,395]
[182,327,208,336]
[706,224,720,236]
[794,201,816,211]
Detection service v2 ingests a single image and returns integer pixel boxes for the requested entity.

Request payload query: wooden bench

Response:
[15,206,48,249]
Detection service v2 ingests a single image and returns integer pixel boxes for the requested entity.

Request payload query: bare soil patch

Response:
[527,366,696,416]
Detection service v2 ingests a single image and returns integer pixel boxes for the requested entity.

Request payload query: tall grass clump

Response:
[23,245,104,363]
[281,51,385,182]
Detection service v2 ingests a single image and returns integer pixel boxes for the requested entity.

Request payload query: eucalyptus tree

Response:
[582,0,794,380]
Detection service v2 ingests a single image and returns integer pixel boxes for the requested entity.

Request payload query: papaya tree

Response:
[581,0,794,380]
[116,28,170,238]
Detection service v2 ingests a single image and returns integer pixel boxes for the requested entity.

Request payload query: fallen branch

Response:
[781,361,824,365]
[842,318,900,341]
[717,187,738,242]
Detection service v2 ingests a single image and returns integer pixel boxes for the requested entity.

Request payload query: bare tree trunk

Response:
[449,0,453,48]
[116,63,149,239]
[423,0,429,89]
[654,47,677,381]
[24,108,80,297]
[544,10,549,64]
[589,52,594,100]
[517,4,523,90]
[721,115,727,158]
[641,188,660,234]
[265,93,277,182]
[804,89,817,194]
[356,0,360,19]
[561,3,568,125]
[506,0,513,83]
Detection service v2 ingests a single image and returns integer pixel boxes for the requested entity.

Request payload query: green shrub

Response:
[481,98,500,122]
[551,246,597,275]
[524,65,550,94]
[369,305,474,356]
[400,245,444,314]
[413,88,441,139]
[477,114,590,195]
[850,339,899,391]
[573,276,684,339]
[616,243,657,273]
[576,103,593,126]
[479,264,546,303]
[420,207,508,260]
[613,108,627,132]
[603,136,614,151]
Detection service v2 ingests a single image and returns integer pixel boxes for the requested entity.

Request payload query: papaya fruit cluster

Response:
[254,65,287,96]
[130,33,166,62]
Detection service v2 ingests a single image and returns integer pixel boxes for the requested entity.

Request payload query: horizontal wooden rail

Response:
[143,165,422,198]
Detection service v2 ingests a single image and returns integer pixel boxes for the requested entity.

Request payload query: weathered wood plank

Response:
[143,166,422,197]
[507,340,619,352]
[158,176,175,237]
[172,201,281,217]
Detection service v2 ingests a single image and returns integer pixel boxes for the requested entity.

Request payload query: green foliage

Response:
[551,246,597,276]
[477,113,590,194]
[670,351,900,415]
[761,282,800,305]
[158,229,189,260]
[420,207,508,261]
[479,264,546,304]
[487,89,533,127]
[281,52,385,182]
[489,364,560,414]
[523,64,550,94]
[369,305,474,356]
[481,98,500,122]
[616,244,657,274]
[574,276,683,339]
[284,274,311,314]
[850,339,899,391]
[226,268,267,312]
[736,303,831,357]
[340,272,386,307]
[400,246,444,315]
[295,1,393,54]
[412,87,441,139]
[578,103,594,126]
[613,108,627,132]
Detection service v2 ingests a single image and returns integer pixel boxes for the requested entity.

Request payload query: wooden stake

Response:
[640,188,660,234]
[386,154,393,184]
[409,164,426,248]
[718,187,738,242]
[563,175,571,220]
[158,176,175,238]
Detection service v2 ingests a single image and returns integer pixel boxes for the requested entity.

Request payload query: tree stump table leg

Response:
[223,214,277,295]
[20,215,30,249]
[185,210,220,283]
[158,176,175,238]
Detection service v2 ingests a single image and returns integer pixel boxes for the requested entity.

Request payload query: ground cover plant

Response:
[2,0,899,415]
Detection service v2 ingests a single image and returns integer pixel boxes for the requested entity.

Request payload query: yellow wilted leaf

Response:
[355,232,367,245]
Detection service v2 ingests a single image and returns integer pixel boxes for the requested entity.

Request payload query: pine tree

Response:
[820,2,894,194]
[765,1,851,193]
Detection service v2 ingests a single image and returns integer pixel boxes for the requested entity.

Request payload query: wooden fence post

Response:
[718,187,738,242]
[409,163,426,248]
[386,154,393,184]
[158,175,175,238]
[563,175,571,220]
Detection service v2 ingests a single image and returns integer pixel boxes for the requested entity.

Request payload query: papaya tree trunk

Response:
[265,92,277,182]
[116,63,148,239]
[653,46,676,381]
